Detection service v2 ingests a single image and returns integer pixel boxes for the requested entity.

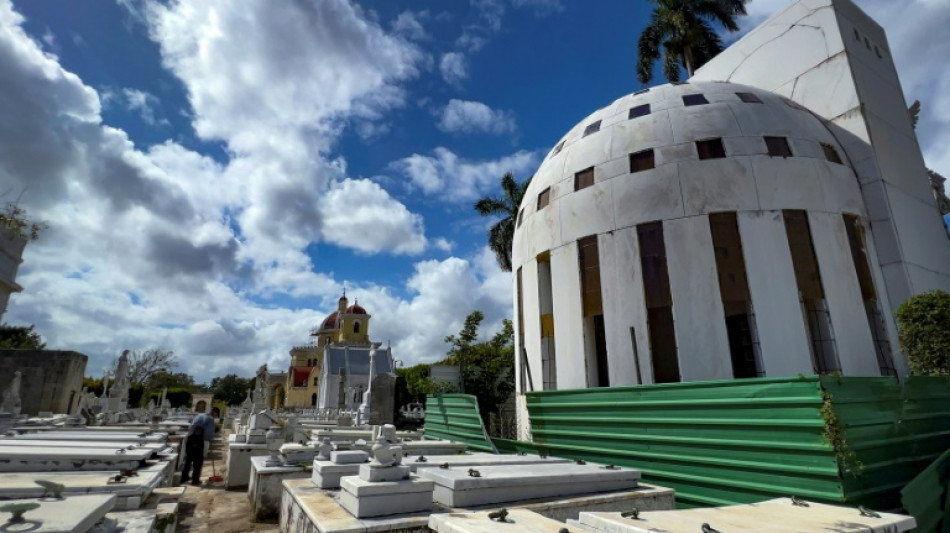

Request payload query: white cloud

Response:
[320,178,428,255]
[392,10,428,41]
[0,0,441,382]
[437,99,516,135]
[122,88,164,126]
[439,52,468,86]
[390,147,540,202]
[433,237,455,253]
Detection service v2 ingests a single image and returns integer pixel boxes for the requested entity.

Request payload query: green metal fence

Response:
[901,448,950,533]
[424,393,497,453]
[522,375,950,510]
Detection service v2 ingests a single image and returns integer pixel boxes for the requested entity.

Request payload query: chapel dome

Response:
[512,81,862,268]
[319,311,338,331]
[344,302,367,315]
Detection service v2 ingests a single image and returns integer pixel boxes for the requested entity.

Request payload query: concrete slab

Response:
[429,508,572,533]
[0,493,116,532]
[0,446,147,472]
[0,439,170,456]
[419,463,641,508]
[575,498,916,532]
[339,475,435,518]
[0,470,164,510]
[9,431,167,443]
[407,453,571,472]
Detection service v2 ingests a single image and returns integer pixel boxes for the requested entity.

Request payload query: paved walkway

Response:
[176,430,279,532]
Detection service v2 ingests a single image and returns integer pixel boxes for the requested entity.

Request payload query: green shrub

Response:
[895,290,950,376]
[165,388,193,408]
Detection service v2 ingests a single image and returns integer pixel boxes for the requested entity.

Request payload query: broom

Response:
[207,441,224,483]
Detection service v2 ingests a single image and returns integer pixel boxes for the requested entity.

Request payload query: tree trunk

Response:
[683,45,695,76]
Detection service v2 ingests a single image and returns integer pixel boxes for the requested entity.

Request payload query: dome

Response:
[344,302,367,315]
[318,311,338,331]
[512,81,861,267]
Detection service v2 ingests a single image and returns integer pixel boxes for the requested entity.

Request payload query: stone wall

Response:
[0,350,87,415]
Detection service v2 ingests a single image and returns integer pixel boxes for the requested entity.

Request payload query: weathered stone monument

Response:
[369,373,395,425]
[107,350,130,413]
[1,369,22,415]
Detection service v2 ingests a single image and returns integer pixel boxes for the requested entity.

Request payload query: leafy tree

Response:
[474,172,532,272]
[164,387,193,408]
[119,349,177,387]
[146,371,195,392]
[895,290,950,375]
[0,324,46,350]
[636,0,749,84]
[83,377,105,397]
[0,202,46,241]
[395,363,432,403]
[443,311,515,424]
[210,374,254,406]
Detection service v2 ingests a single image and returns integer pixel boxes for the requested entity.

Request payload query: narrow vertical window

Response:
[696,138,726,160]
[783,210,841,374]
[574,167,595,191]
[537,187,551,209]
[516,267,531,393]
[638,222,680,383]
[844,215,897,376]
[516,208,525,228]
[578,236,608,387]
[709,212,763,378]
[629,149,656,173]
[765,136,793,157]
[536,253,557,390]
[583,120,601,137]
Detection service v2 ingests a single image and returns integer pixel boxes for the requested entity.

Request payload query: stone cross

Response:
[1,370,22,415]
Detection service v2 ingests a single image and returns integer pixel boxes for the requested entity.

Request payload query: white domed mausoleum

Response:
[511,0,950,431]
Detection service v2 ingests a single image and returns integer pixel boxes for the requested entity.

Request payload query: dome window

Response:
[736,92,762,104]
[516,208,525,228]
[628,104,651,119]
[537,187,551,210]
[575,167,595,191]
[583,120,601,137]
[765,136,793,158]
[821,143,843,164]
[682,94,709,107]
[634,88,650,96]
[696,138,726,160]
[629,149,656,173]
[552,140,565,156]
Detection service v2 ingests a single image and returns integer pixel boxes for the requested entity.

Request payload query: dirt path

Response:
[176,431,280,533]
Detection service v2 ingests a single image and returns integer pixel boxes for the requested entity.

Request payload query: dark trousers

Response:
[181,439,204,484]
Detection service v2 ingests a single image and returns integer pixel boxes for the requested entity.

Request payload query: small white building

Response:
[511,0,950,429]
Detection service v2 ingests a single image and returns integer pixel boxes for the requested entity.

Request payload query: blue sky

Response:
[3,0,949,383]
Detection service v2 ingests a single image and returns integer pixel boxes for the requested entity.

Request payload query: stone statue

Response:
[370,424,402,467]
[74,386,89,414]
[1,371,22,415]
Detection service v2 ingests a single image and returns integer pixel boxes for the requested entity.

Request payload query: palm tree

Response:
[637,0,749,84]
[474,172,532,272]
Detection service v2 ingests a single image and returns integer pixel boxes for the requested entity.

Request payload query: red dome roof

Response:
[344,303,367,315]
[319,311,338,331]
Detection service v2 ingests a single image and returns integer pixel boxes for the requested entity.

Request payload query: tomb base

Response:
[339,474,434,518]
[311,460,359,489]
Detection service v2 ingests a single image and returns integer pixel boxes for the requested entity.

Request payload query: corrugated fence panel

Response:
[825,375,950,511]
[424,393,497,453]
[900,448,950,533]
[526,376,837,508]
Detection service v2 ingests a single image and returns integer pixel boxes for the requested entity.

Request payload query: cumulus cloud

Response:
[0,0,442,381]
[390,147,540,202]
[437,99,516,135]
[320,178,428,255]
[439,52,468,86]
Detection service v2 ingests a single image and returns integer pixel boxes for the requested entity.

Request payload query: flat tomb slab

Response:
[280,477,674,533]
[0,439,169,455]
[0,470,163,509]
[0,448,146,472]
[407,453,571,472]
[401,440,467,455]
[430,508,571,533]
[575,498,917,533]
[420,463,640,508]
[12,432,167,442]
[311,460,359,489]
[0,493,116,532]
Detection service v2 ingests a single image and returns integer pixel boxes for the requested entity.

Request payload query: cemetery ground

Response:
[177,428,278,533]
